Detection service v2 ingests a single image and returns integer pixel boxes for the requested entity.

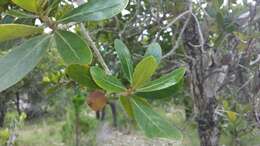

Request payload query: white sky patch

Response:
[68,25,76,33]
[121,9,130,16]
[247,0,256,5]
[163,20,168,25]
[35,18,42,26]
[142,29,148,35]
[44,27,52,34]
[159,13,164,18]
[72,2,79,8]
[237,0,244,4]
[201,3,207,8]
[166,27,172,32]
[130,1,135,5]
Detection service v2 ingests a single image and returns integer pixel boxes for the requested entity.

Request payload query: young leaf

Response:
[11,0,38,13]
[145,42,162,63]
[119,96,134,119]
[132,56,158,89]
[54,30,92,65]
[136,67,185,92]
[66,64,99,90]
[114,39,133,83]
[131,96,182,139]
[227,111,237,123]
[58,0,129,23]
[90,66,126,93]
[0,24,43,43]
[0,34,51,92]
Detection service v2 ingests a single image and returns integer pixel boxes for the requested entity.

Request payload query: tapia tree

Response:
[0,0,186,142]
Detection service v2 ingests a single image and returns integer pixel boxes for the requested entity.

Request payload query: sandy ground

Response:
[96,122,182,146]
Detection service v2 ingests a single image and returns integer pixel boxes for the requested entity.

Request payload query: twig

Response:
[162,14,191,59]
[191,12,206,53]
[119,0,141,39]
[162,10,191,30]
[153,10,191,42]
[80,23,111,75]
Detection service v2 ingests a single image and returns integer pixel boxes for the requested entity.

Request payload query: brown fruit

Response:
[87,90,107,111]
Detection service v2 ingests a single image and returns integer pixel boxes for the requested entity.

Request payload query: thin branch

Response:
[191,12,206,53]
[80,23,111,75]
[153,10,191,42]
[162,14,191,59]
[162,11,191,30]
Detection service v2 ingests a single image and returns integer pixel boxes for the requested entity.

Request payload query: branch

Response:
[80,23,111,75]
[162,10,191,30]
[191,12,206,53]
[162,14,191,59]
[161,1,193,58]
[153,10,190,42]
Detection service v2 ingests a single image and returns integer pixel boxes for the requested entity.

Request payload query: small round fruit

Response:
[87,90,107,111]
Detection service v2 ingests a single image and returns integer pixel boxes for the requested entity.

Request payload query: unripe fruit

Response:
[87,90,107,111]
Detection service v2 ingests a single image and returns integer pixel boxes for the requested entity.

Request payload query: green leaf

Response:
[145,42,162,63]
[0,34,51,92]
[136,79,184,100]
[0,24,43,43]
[119,96,134,119]
[130,96,182,139]
[132,56,158,89]
[0,0,9,6]
[216,12,224,30]
[11,0,38,13]
[6,10,37,19]
[54,30,92,65]
[58,0,129,23]
[90,66,126,93]
[66,64,99,90]
[227,111,237,123]
[114,39,133,83]
[136,67,185,92]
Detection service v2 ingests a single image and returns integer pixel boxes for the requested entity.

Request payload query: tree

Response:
[1,0,259,146]
[0,0,185,142]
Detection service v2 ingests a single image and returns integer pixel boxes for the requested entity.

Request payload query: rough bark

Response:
[15,92,21,116]
[0,95,7,127]
[183,17,227,146]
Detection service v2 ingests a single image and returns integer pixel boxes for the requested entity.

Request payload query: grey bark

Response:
[183,17,228,146]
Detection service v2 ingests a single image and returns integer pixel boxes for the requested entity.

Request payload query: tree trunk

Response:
[196,98,219,146]
[183,17,227,146]
[0,96,7,127]
[75,110,80,146]
[15,92,21,116]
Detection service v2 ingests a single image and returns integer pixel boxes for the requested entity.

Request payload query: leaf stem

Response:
[80,23,111,75]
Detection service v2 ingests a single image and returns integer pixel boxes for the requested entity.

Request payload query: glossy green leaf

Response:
[131,97,182,139]
[54,30,92,65]
[0,34,51,92]
[132,56,158,89]
[119,96,134,119]
[136,67,185,92]
[58,0,129,23]
[114,39,133,83]
[137,79,184,100]
[90,66,126,93]
[0,24,43,43]
[145,42,162,63]
[66,64,99,90]
[11,0,38,12]
[6,10,37,19]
